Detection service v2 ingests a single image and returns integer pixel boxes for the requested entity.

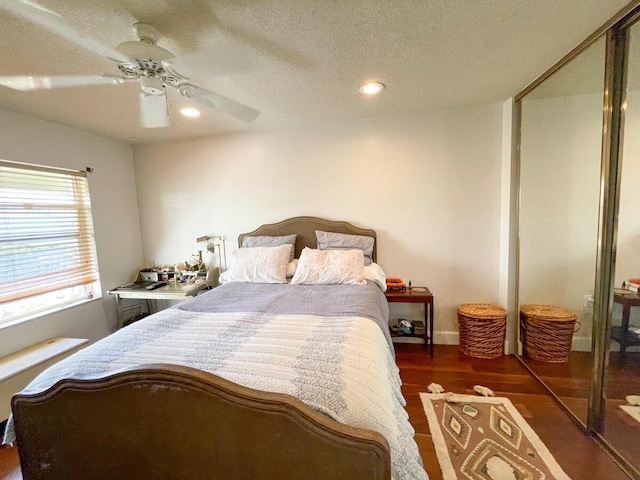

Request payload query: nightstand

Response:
[385,287,434,357]
[611,290,640,353]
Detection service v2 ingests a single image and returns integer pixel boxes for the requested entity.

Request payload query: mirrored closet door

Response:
[516,5,640,477]
[601,18,640,475]
[518,36,606,426]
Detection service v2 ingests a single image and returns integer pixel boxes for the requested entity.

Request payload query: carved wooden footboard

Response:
[13,364,390,480]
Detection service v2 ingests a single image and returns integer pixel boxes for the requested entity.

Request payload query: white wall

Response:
[0,109,144,358]
[134,104,504,341]
[500,98,519,352]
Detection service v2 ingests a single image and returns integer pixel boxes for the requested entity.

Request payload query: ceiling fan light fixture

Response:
[359,81,385,95]
[140,76,164,95]
[180,107,202,117]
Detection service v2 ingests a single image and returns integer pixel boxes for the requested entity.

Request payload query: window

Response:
[0,160,101,325]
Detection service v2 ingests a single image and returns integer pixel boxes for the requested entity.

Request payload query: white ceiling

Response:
[0,0,633,144]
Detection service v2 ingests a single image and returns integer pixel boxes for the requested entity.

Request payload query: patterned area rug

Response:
[620,405,640,425]
[420,393,571,480]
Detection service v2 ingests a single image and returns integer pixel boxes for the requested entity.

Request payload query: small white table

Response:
[109,282,196,327]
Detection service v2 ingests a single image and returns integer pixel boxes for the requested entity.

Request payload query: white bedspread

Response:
[4,309,427,480]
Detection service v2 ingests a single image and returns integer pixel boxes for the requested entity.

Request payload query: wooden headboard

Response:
[238,216,377,262]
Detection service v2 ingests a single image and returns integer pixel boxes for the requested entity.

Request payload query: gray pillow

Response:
[241,234,297,261]
[315,230,374,266]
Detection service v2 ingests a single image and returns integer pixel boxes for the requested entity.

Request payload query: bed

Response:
[3,216,427,480]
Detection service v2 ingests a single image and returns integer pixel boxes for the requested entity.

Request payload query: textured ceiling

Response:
[0,0,633,144]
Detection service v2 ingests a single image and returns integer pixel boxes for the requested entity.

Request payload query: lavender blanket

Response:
[177,281,394,352]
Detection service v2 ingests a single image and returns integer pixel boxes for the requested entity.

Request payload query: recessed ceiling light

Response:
[180,107,202,117]
[359,82,385,95]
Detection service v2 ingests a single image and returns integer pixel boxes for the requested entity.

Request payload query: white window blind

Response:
[0,161,99,304]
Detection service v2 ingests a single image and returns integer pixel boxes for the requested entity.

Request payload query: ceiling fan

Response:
[0,0,261,128]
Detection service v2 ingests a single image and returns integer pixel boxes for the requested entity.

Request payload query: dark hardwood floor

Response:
[0,345,631,479]
[523,349,640,476]
[0,442,19,480]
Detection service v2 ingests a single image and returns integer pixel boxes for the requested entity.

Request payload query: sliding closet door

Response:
[518,36,606,426]
[600,19,640,476]
[516,5,640,476]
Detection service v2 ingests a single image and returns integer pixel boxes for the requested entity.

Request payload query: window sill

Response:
[0,294,103,332]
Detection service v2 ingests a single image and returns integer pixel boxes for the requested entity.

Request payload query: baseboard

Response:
[433,331,459,345]
[571,336,592,352]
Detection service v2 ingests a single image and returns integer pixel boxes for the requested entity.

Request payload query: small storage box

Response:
[139,270,158,282]
[457,303,507,359]
[520,304,577,363]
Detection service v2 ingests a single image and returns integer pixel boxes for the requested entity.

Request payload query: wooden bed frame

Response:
[12,216,391,480]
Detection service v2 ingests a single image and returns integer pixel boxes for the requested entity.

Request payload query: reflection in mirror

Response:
[603,20,640,473]
[518,36,606,425]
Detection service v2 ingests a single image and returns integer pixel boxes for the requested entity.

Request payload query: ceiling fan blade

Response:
[162,45,258,80]
[177,84,260,123]
[0,75,126,91]
[139,92,169,129]
[0,0,131,63]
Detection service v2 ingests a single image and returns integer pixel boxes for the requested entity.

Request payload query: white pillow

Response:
[364,262,387,292]
[219,244,292,284]
[290,248,366,286]
[286,258,299,279]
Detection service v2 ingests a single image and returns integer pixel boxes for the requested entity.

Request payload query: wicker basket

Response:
[457,304,507,359]
[520,304,577,363]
